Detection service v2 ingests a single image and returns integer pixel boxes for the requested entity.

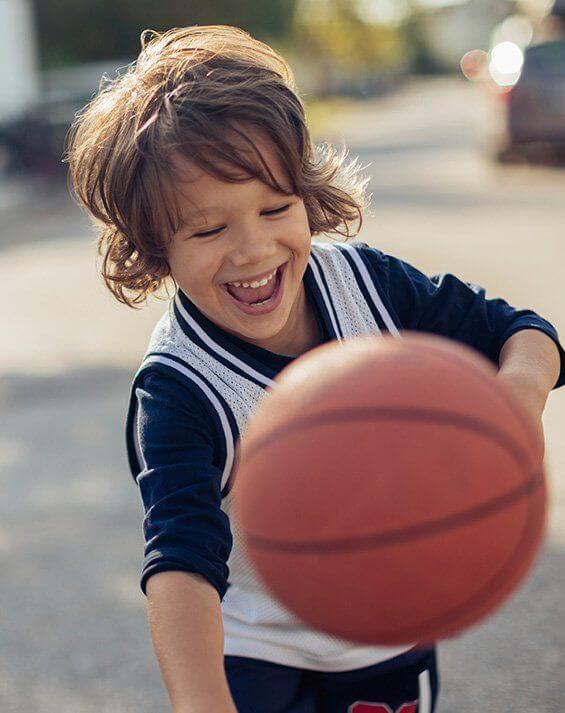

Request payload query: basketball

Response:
[233,333,547,645]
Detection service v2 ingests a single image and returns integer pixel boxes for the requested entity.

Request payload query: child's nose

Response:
[229,226,277,267]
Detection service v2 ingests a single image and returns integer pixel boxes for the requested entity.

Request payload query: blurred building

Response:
[0,0,39,122]
[421,0,514,69]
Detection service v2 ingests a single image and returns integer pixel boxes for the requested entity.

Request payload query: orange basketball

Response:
[233,333,547,645]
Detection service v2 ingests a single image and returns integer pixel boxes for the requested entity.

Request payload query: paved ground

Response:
[0,77,564,712]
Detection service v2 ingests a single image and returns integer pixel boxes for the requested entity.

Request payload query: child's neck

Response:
[249,283,323,358]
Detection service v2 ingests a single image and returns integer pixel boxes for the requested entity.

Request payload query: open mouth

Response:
[222,262,287,314]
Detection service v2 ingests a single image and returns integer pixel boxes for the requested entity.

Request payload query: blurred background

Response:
[0,1,564,711]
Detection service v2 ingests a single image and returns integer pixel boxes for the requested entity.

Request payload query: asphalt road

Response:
[0,77,563,712]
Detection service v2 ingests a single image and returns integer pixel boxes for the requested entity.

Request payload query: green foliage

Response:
[33,0,436,83]
[292,0,410,71]
[31,0,298,68]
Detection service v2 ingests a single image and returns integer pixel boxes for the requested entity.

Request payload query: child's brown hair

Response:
[66,25,370,308]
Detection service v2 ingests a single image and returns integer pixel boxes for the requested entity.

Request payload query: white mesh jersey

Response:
[126,240,419,671]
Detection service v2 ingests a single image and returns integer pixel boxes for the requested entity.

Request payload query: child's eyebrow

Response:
[179,190,293,228]
[180,206,221,227]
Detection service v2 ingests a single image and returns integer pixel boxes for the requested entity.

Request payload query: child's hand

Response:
[496,371,547,460]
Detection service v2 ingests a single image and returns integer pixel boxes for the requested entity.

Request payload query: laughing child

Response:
[66,26,564,713]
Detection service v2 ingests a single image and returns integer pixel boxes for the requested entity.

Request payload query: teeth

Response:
[228,268,277,289]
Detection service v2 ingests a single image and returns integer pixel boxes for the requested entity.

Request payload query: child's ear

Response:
[149,263,175,291]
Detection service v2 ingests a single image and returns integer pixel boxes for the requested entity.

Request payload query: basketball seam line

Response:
[401,338,537,440]
[244,471,543,553]
[330,472,544,641]
[243,407,533,469]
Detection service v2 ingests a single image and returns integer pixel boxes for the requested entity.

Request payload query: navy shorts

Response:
[224,647,439,713]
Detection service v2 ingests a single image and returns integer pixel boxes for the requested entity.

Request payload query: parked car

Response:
[0,88,96,177]
[494,40,565,162]
[0,60,131,178]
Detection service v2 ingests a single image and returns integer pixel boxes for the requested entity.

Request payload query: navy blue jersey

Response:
[125,241,564,670]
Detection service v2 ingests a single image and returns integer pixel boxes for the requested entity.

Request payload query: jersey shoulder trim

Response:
[126,354,238,494]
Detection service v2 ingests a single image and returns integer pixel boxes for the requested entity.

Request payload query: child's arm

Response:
[129,371,235,711]
[496,329,561,456]
[497,329,561,413]
[355,244,565,394]
[353,243,565,451]
[146,571,237,713]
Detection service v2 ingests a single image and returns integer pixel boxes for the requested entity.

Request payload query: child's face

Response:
[166,137,313,354]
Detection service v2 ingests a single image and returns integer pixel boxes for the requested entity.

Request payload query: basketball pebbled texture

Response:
[233,333,547,645]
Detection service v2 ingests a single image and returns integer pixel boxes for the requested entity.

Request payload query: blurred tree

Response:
[31,0,297,68]
[293,0,409,72]
[289,0,412,95]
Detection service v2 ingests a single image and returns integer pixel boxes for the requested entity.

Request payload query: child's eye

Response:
[194,227,223,238]
[192,204,292,238]
[262,203,292,216]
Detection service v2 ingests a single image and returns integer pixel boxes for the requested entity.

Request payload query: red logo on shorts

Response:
[348,702,418,713]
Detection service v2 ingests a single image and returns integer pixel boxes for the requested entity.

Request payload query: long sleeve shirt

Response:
[125,240,565,671]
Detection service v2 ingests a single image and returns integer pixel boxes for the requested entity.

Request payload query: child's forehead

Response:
[172,155,286,193]
[171,173,288,232]
[168,136,293,207]
[171,129,287,183]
